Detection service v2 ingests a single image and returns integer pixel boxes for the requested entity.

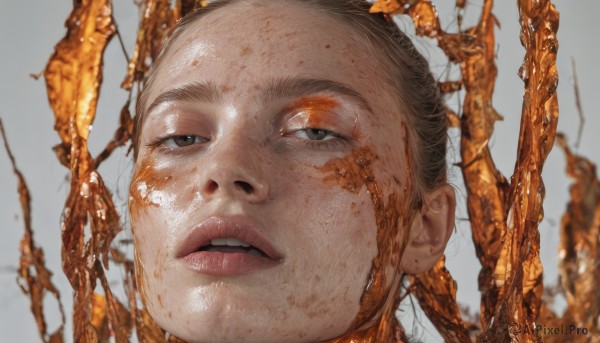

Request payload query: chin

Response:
[150,300,346,343]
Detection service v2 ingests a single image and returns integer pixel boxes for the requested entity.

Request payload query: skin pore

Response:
[128,1,456,342]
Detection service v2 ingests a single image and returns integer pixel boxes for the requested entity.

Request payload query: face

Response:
[129,2,416,342]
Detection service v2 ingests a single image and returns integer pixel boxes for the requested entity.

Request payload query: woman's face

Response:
[130,2,414,342]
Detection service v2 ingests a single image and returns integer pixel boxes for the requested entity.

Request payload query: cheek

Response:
[129,162,186,314]
[281,176,379,319]
[130,187,193,334]
[316,196,378,300]
[281,166,378,254]
[130,206,171,310]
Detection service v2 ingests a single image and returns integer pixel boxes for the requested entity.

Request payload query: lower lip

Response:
[181,251,281,276]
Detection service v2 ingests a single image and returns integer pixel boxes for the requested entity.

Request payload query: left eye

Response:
[164,135,203,147]
[295,128,336,141]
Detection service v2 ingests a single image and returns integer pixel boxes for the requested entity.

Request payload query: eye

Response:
[164,135,204,148]
[295,128,336,141]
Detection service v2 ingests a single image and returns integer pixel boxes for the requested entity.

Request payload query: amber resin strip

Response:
[121,0,202,91]
[372,0,560,342]
[448,0,510,335]
[25,0,594,342]
[43,0,126,341]
[479,1,559,342]
[409,257,474,342]
[1,119,66,343]
[370,1,483,341]
[554,134,600,341]
[42,0,209,339]
[121,0,177,91]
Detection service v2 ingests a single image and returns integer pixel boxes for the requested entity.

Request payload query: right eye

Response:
[163,135,205,148]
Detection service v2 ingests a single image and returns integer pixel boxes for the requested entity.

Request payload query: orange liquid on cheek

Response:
[129,157,174,219]
[129,157,173,302]
[133,248,149,306]
[319,139,415,342]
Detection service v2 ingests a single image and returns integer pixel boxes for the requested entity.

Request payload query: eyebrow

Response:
[259,77,373,113]
[146,81,222,115]
[145,77,373,115]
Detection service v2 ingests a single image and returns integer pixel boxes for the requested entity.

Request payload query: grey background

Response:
[1,1,598,342]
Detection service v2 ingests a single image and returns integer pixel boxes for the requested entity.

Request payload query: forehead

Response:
[144,0,405,132]
[181,0,363,50]
[152,1,389,93]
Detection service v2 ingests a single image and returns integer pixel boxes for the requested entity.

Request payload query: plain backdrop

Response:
[1,1,598,342]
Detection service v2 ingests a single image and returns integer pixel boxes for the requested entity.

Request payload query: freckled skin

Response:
[239,45,253,57]
[130,1,416,343]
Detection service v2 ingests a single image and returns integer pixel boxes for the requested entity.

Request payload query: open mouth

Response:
[197,237,268,257]
[177,216,283,275]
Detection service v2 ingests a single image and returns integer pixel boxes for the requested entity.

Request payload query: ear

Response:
[400,185,456,274]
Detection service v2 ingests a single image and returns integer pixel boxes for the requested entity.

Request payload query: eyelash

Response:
[290,128,350,150]
[146,128,351,153]
[146,135,207,154]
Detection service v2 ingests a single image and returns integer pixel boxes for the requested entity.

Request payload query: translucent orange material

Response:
[1,119,65,343]
[371,0,561,341]
[555,134,600,340]
[320,143,414,342]
[6,0,599,342]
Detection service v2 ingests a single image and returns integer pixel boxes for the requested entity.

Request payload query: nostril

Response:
[234,180,254,194]
[204,180,219,194]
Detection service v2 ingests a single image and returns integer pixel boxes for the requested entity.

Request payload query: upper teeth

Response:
[211,237,251,247]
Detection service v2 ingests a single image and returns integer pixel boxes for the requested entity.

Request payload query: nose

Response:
[199,139,270,204]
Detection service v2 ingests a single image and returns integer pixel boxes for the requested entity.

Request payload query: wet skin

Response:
[129,1,455,342]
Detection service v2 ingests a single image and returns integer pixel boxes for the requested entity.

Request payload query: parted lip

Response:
[176,216,283,260]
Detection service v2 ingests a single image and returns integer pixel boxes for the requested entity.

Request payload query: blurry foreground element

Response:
[555,134,600,338]
[536,134,600,343]
[0,118,65,343]
[5,0,598,342]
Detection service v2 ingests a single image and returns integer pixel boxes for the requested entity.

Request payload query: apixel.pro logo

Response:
[508,322,589,337]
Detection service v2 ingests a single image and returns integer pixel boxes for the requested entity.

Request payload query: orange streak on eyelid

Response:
[289,95,340,113]
[285,96,365,141]
[285,95,341,128]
